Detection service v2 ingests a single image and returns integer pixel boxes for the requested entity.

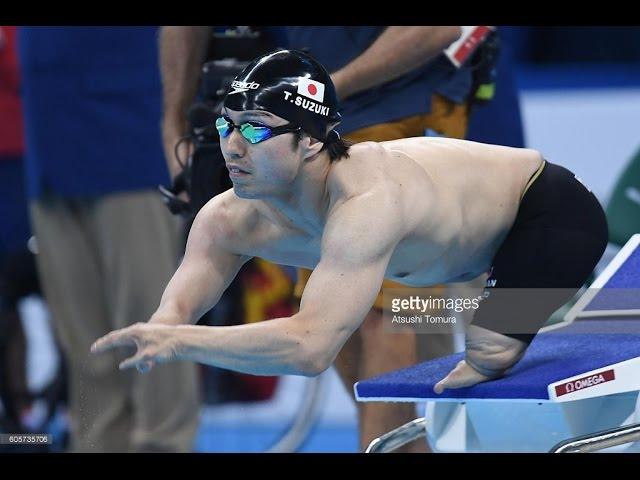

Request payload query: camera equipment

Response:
[160,27,276,219]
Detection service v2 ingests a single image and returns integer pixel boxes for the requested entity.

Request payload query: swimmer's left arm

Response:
[275,192,401,374]
[91,194,401,376]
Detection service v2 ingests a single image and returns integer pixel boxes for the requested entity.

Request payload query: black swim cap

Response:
[223,49,342,143]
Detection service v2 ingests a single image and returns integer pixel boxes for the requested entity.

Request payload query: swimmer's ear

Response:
[301,134,324,159]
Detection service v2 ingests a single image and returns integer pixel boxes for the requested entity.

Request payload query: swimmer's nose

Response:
[223,128,247,159]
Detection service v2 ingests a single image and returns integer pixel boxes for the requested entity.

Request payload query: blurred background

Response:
[1,26,640,453]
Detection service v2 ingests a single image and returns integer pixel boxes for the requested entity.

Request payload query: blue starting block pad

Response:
[355,319,640,403]
[566,234,640,318]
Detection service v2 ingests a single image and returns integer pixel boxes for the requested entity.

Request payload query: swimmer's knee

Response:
[465,345,526,378]
[464,325,527,377]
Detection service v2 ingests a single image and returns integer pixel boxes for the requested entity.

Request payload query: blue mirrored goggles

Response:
[215,115,302,144]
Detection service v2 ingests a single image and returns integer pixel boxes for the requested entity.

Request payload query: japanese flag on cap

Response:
[297,77,325,103]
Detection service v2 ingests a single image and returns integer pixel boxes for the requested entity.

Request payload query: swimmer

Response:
[92,49,607,400]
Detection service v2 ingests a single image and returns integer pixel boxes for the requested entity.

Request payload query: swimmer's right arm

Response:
[148,202,251,326]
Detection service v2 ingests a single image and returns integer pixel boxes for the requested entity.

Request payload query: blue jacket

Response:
[285,27,472,135]
[18,27,170,200]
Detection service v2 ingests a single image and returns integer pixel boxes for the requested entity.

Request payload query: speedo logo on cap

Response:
[228,80,260,95]
[297,77,325,103]
[283,91,330,117]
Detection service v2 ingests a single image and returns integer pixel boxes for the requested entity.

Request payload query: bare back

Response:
[374,137,543,284]
[212,137,544,287]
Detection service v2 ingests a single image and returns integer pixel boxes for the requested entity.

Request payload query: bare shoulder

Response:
[324,143,405,249]
[326,141,393,197]
[326,141,405,221]
[192,189,260,253]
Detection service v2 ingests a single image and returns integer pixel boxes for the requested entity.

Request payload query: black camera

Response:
[160,27,276,219]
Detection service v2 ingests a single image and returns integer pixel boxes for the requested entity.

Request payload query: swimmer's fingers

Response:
[92,323,180,374]
[91,326,139,353]
[119,341,177,372]
[433,359,492,394]
[119,352,157,373]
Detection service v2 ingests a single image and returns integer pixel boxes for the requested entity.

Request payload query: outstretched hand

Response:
[91,323,181,373]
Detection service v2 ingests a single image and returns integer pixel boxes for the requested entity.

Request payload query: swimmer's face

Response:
[219,108,313,199]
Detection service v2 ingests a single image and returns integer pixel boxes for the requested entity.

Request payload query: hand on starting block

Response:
[434,359,495,394]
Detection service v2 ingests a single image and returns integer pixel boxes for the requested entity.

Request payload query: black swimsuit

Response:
[471,160,609,344]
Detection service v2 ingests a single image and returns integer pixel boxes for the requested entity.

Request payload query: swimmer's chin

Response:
[232,185,261,199]
[232,184,290,201]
